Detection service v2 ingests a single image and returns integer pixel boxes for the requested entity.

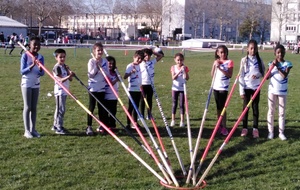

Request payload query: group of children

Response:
[20,37,292,141]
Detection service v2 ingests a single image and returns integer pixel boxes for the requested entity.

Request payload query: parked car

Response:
[138,37,150,42]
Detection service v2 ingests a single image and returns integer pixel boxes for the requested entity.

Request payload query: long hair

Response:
[215,45,228,60]
[247,39,264,76]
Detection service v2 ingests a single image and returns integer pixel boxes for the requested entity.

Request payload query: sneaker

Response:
[51,126,57,131]
[170,120,175,127]
[279,133,287,141]
[252,128,259,138]
[31,130,41,138]
[180,121,185,127]
[55,128,66,135]
[220,126,228,136]
[86,126,94,136]
[96,126,105,133]
[241,128,248,137]
[24,131,33,139]
[125,125,131,130]
[268,132,274,139]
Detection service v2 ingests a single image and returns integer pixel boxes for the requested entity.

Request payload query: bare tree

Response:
[139,0,162,32]
[185,0,206,38]
[85,0,106,37]
[0,0,15,16]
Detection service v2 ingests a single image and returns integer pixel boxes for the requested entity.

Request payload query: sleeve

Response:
[228,60,234,68]
[87,59,99,78]
[125,64,132,74]
[20,54,31,75]
[239,57,246,95]
[170,65,174,73]
[185,66,189,73]
[53,65,62,77]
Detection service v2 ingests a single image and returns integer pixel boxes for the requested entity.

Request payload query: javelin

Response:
[18,42,167,184]
[183,70,195,184]
[90,53,173,184]
[186,70,216,184]
[115,68,179,186]
[71,72,151,155]
[196,64,275,187]
[146,67,186,176]
[140,85,171,167]
[194,61,245,179]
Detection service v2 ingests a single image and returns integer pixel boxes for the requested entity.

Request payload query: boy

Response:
[124,50,145,129]
[52,48,74,134]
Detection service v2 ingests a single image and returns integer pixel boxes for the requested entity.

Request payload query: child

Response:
[170,53,189,127]
[211,45,233,136]
[140,48,164,120]
[267,44,292,140]
[124,50,145,129]
[86,42,109,135]
[103,56,119,129]
[20,33,30,55]
[5,33,17,55]
[239,40,265,138]
[20,36,45,138]
[52,49,74,134]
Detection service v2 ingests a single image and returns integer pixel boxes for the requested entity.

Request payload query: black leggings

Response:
[127,91,141,125]
[172,90,185,115]
[87,91,105,126]
[140,85,153,118]
[242,89,260,129]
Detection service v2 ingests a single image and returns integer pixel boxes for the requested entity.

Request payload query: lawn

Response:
[0,45,299,190]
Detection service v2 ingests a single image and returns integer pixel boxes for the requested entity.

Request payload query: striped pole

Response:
[90,54,173,184]
[186,70,216,184]
[196,64,274,187]
[115,68,179,186]
[18,42,167,184]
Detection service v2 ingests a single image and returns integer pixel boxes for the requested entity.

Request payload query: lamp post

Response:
[202,12,205,38]
[277,0,282,44]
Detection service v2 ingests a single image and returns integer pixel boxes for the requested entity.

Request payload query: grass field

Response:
[0,45,300,190]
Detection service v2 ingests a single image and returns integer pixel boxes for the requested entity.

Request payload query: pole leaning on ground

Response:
[140,85,171,167]
[146,68,187,176]
[72,74,151,155]
[90,54,173,185]
[186,70,216,184]
[114,68,179,187]
[196,64,275,187]
[18,42,167,184]
[194,62,245,179]
[183,70,195,183]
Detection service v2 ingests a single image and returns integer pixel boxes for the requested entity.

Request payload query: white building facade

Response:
[271,0,300,43]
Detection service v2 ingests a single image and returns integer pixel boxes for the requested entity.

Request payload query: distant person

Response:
[124,50,145,129]
[267,44,292,141]
[170,53,189,127]
[20,37,45,138]
[211,45,234,136]
[239,40,265,138]
[52,49,75,135]
[0,31,4,43]
[5,33,17,55]
[297,40,300,54]
[20,34,30,55]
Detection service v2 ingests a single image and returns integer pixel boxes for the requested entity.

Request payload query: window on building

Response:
[286,25,296,32]
[287,3,297,11]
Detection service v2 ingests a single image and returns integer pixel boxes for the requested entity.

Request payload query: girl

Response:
[104,56,119,129]
[239,40,265,138]
[86,42,109,135]
[124,50,145,129]
[211,45,233,136]
[267,44,292,141]
[20,36,45,138]
[140,48,163,120]
[170,53,189,127]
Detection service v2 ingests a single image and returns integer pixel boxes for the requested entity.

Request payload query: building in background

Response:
[270,0,300,44]
[0,16,28,40]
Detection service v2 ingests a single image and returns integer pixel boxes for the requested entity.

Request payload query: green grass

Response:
[1,46,300,190]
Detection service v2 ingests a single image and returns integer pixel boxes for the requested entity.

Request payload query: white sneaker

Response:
[267,132,274,139]
[180,121,185,127]
[279,133,287,141]
[31,130,41,138]
[170,120,175,127]
[24,131,33,139]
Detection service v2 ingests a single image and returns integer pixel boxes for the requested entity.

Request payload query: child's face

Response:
[174,56,184,66]
[144,53,150,61]
[217,48,227,60]
[55,53,66,64]
[275,48,285,61]
[108,61,114,71]
[133,55,143,65]
[29,40,41,53]
[93,47,103,59]
[247,43,257,56]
